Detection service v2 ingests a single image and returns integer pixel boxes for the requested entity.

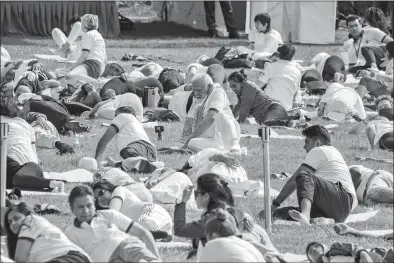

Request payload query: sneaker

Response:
[208,30,218,38]
[229,31,240,39]
[50,181,65,192]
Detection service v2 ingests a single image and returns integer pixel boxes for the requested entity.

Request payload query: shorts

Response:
[82,59,102,79]
[120,140,157,162]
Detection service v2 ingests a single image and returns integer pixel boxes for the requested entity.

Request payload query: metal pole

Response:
[1,123,9,207]
[259,125,271,233]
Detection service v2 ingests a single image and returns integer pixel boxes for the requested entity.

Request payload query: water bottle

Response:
[74,134,80,147]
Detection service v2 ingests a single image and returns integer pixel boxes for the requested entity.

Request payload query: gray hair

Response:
[191,73,214,87]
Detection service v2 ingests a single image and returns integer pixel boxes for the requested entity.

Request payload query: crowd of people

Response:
[0,7,393,263]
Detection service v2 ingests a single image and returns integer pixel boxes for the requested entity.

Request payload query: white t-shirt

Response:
[310,52,331,75]
[81,29,107,71]
[19,215,90,262]
[103,168,135,186]
[111,113,153,153]
[199,236,265,262]
[1,116,38,165]
[65,210,133,262]
[101,93,144,122]
[344,27,387,66]
[112,186,172,231]
[368,120,393,146]
[303,146,358,209]
[248,29,283,54]
[1,46,11,69]
[264,60,301,110]
[137,62,164,79]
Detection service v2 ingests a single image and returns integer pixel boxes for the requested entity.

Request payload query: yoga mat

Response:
[363,229,393,235]
[344,210,379,223]
[34,54,67,61]
[143,121,159,128]
[6,190,68,196]
[240,133,304,140]
[324,124,339,129]
[356,157,393,165]
[43,169,94,183]
[282,253,308,262]
[157,242,192,249]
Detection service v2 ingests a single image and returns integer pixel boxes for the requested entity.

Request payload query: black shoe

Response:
[229,31,240,39]
[208,30,218,38]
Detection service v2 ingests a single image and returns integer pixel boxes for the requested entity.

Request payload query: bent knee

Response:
[295,170,314,182]
[51,28,62,37]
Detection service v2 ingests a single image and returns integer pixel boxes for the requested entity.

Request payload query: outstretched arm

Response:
[334,223,390,238]
[95,125,117,165]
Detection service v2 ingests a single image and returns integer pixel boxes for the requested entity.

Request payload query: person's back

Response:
[83,29,106,70]
[245,81,278,119]
[305,145,357,208]
[112,112,152,154]
[1,116,38,165]
[264,60,301,110]
[100,77,137,98]
[199,235,265,262]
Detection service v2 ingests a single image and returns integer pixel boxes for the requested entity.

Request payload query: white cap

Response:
[78,157,97,171]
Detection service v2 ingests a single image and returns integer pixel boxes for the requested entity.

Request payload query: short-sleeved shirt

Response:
[19,215,90,262]
[302,146,358,209]
[111,112,153,153]
[81,30,107,70]
[65,210,133,262]
[344,28,388,66]
[203,84,232,117]
[1,116,38,165]
[103,168,135,186]
[101,93,144,122]
[248,28,283,54]
[264,60,301,111]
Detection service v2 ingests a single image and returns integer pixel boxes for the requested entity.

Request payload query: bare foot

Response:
[289,210,310,225]
[334,223,353,235]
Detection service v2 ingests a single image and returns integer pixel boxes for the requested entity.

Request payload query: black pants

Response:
[259,103,288,124]
[203,1,237,34]
[7,157,51,190]
[348,46,386,73]
[63,101,92,116]
[295,171,353,223]
[379,132,393,151]
[46,251,91,263]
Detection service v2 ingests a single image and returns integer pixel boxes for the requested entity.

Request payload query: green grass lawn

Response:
[2,33,393,261]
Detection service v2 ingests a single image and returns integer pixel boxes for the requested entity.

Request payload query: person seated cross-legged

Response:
[269,125,358,224]
[65,185,160,262]
[95,106,157,167]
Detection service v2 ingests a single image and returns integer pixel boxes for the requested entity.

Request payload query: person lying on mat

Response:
[334,223,393,240]
[174,173,277,259]
[228,70,288,125]
[65,185,160,262]
[180,73,241,153]
[236,12,283,59]
[348,99,393,151]
[306,240,393,263]
[91,179,173,236]
[199,208,265,262]
[4,202,92,263]
[355,41,394,100]
[92,167,153,202]
[65,14,107,87]
[270,125,357,224]
[349,165,393,206]
[87,91,144,121]
[94,106,157,168]
[1,96,71,191]
[258,44,301,111]
[51,14,83,60]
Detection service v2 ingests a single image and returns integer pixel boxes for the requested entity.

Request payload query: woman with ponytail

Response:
[174,173,277,259]
[228,70,288,125]
[199,208,265,262]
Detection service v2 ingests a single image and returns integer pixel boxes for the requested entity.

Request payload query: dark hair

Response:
[254,13,271,32]
[0,96,20,118]
[4,202,33,260]
[346,15,361,26]
[91,179,117,192]
[68,14,81,31]
[302,125,331,145]
[278,44,295,61]
[386,41,394,60]
[364,7,388,33]
[228,70,247,83]
[115,106,136,117]
[204,208,238,238]
[68,185,94,209]
[197,173,234,211]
